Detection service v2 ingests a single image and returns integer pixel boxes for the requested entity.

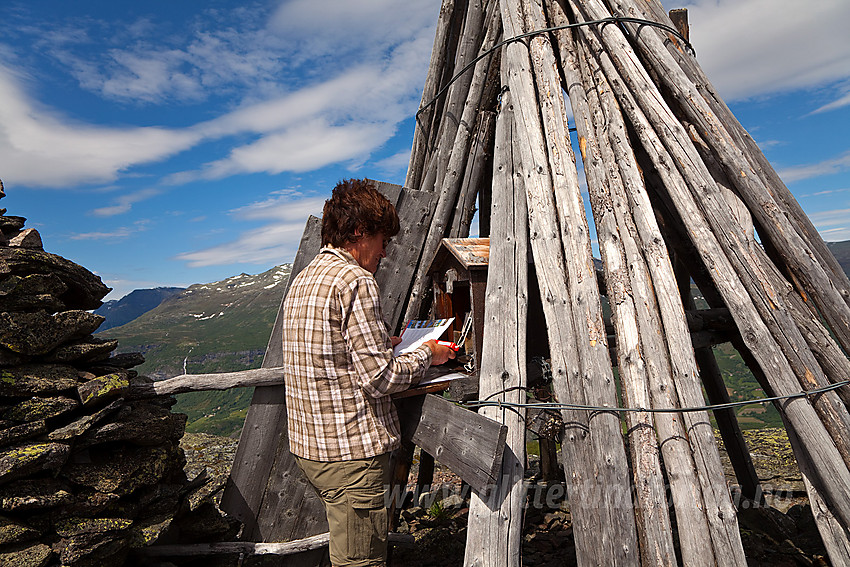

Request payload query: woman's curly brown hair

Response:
[321,179,400,248]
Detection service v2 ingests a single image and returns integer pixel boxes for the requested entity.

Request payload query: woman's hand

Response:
[424,339,457,366]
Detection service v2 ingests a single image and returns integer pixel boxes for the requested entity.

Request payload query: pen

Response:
[436,340,460,352]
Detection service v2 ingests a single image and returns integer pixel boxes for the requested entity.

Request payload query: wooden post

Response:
[567,0,850,530]
[553,9,675,564]
[404,3,503,324]
[464,80,529,567]
[499,0,641,564]
[608,0,850,358]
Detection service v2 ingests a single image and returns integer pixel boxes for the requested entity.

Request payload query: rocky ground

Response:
[181,427,831,566]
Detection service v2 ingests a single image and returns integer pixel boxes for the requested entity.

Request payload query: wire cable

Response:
[415,15,694,136]
[464,379,850,415]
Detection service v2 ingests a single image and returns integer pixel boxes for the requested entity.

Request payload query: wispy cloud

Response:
[70,220,150,241]
[682,0,850,101]
[809,208,850,242]
[90,187,161,217]
[0,0,437,189]
[808,81,850,115]
[175,194,325,267]
[0,64,201,187]
[778,150,850,183]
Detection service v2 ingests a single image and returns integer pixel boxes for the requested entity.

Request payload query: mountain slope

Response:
[826,240,850,274]
[95,287,185,331]
[102,265,290,378]
[101,265,291,437]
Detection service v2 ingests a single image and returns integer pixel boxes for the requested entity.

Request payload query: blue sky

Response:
[0,0,848,301]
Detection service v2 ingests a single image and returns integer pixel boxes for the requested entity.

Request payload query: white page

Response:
[393,317,454,357]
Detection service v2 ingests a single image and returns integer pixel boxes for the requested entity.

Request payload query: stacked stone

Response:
[0,182,237,566]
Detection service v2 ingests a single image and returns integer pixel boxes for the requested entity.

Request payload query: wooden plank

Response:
[375,187,439,334]
[135,532,414,558]
[221,215,323,543]
[399,393,507,496]
[464,80,529,567]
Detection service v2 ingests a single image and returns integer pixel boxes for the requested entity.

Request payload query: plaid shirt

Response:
[282,246,432,461]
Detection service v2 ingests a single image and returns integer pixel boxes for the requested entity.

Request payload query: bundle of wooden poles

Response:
[398,0,850,565]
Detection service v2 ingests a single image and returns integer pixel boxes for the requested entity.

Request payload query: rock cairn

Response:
[0,181,237,566]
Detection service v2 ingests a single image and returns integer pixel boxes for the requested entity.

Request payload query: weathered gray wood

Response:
[555,12,675,565]
[404,4,503,323]
[498,1,640,564]
[572,21,725,566]
[130,367,286,397]
[221,215,323,543]
[568,0,850,531]
[787,425,850,566]
[676,261,762,503]
[399,393,507,495]
[406,0,462,191]
[464,82,528,567]
[608,0,850,358]
[634,0,850,311]
[375,188,439,334]
[450,109,497,238]
[135,532,414,558]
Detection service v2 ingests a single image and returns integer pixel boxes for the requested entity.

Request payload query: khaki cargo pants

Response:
[295,453,391,567]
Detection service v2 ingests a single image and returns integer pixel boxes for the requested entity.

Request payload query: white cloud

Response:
[0,64,201,187]
[808,82,850,115]
[90,188,162,217]
[175,221,310,267]
[231,194,326,222]
[680,0,850,100]
[175,194,325,267]
[808,208,850,242]
[70,219,150,241]
[778,150,850,183]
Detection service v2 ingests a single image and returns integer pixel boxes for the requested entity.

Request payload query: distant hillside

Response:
[101,264,291,436]
[95,287,185,331]
[826,240,850,275]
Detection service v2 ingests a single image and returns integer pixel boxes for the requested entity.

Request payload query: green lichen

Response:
[79,374,128,406]
[56,517,133,537]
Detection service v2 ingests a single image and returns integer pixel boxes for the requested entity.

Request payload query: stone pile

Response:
[0,181,238,566]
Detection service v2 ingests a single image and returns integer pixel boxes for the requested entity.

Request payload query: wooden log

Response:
[570,19,731,566]
[498,1,640,564]
[399,393,508,495]
[553,12,675,565]
[675,259,762,503]
[406,0,463,191]
[450,109,498,238]
[130,367,285,397]
[631,0,850,311]
[607,0,850,357]
[404,4,503,324]
[134,532,414,558]
[464,81,529,567]
[567,0,850,529]
[221,215,325,547]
